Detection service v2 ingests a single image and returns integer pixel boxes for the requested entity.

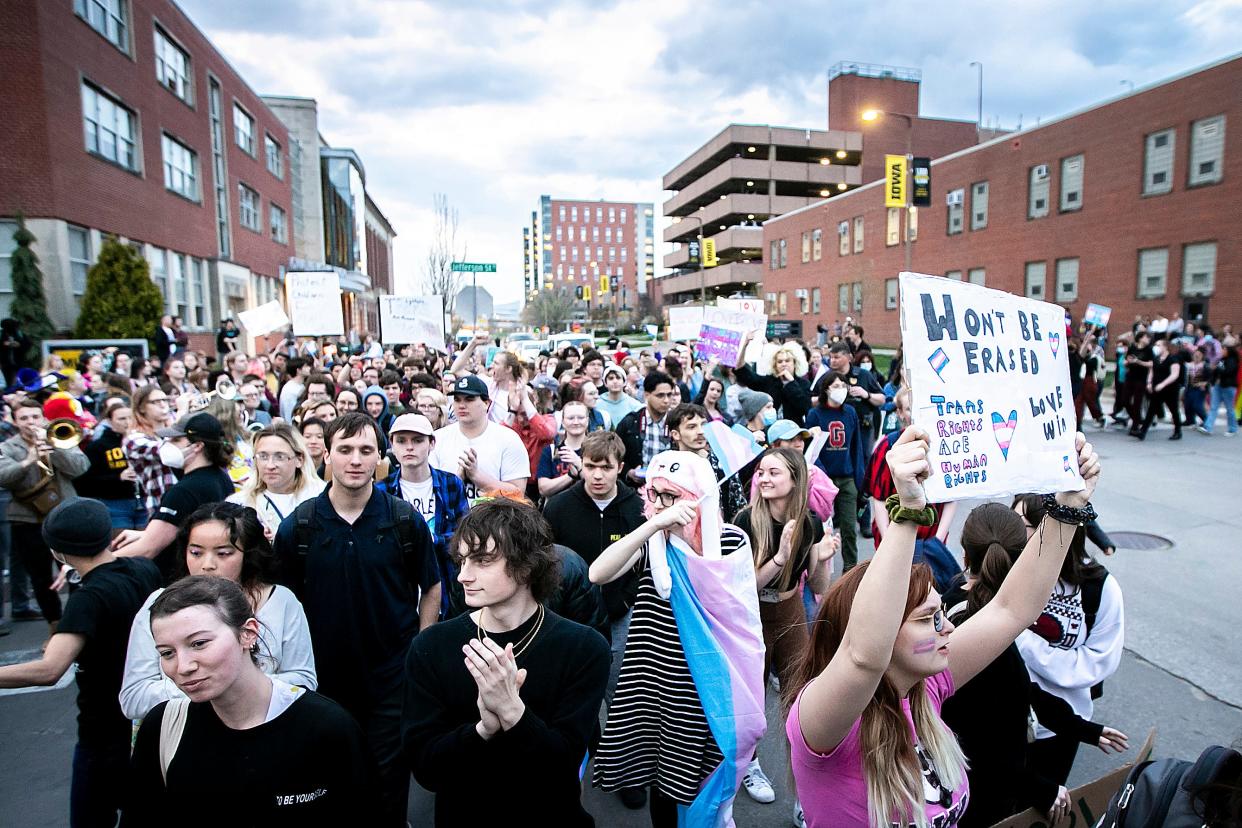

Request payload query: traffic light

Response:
[599,274,610,293]
[575,286,583,299]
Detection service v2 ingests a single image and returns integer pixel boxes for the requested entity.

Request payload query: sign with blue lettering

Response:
[898,272,1085,502]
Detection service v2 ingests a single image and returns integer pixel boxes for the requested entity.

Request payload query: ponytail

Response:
[958,503,1026,619]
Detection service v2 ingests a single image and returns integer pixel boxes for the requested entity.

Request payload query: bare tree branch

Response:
[421,193,467,318]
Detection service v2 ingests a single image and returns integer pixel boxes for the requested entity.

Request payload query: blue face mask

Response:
[761,409,778,427]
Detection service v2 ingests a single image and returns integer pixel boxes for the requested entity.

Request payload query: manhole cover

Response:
[1109,531,1174,551]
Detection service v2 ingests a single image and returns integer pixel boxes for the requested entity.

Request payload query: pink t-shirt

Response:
[786,669,969,828]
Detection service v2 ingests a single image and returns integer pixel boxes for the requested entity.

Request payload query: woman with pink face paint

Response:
[782,426,1102,828]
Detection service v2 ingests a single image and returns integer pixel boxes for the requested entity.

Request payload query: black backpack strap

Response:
[381,495,423,599]
[292,499,317,556]
[1184,744,1242,795]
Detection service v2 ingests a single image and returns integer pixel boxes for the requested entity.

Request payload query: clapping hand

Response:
[463,637,527,736]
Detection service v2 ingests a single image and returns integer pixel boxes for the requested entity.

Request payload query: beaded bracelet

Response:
[1040,493,1097,526]
[885,493,937,527]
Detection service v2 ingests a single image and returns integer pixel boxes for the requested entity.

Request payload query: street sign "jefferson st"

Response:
[450,262,496,273]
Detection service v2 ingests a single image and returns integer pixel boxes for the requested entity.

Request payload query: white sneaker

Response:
[742,759,776,803]
[793,799,806,828]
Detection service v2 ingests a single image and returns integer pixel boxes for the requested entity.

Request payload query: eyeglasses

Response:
[644,488,679,508]
[912,606,950,633]
[255,452,295,464]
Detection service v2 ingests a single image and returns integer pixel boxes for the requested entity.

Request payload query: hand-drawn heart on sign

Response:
[1048,331,1061,358]
[991,409,1018,460]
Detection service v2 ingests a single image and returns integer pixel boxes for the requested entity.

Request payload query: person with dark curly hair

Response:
[120,501,316,721]
[402,498,610,827]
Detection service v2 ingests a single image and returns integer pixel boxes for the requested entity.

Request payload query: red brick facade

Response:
[763,55,1241,345]
[542,199,647,309]
[0,0,292,320]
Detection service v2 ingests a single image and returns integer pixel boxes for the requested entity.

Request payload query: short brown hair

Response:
[14,398,43,413]
[324,411,384,452]
[581,431,624,466]
[451,499,560,603]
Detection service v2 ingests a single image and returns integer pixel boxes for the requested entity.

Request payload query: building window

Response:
[74,0,128,52]
[161,134,198,199]
[779,238,788,268]
[208,77,230,258]
[592,226,599,242]
[1060,155,1084,211]
[1143,128,1175,195]
[971,182,988,230]
[1182,241,1217,296]
[571,206,578,221]
[81,82,137,170]
[801,231,811,263]
[778,292,787,314]
[1188,115,1225,186]
[838,221,850,256]
[237,183,260,231]
[1024,261,1046,299]
[799,290,809,315]
[852,281,863,312]
[233,103,255,155]
[572,247,579,262]
[885,278,898,309]
[596,207,603,221]
[968,267,986,286]
[270,203,287,243]
[853,217,864,253]
[68,226,92,297]
[0,220,17,295]
[190,257,207,326]
[1055,258,1079,302]
[559,245,566,259]
[945,270,963,281]
[559,205,566,221]
[265,134,283,178]
[947,188,965,234]
[621,208,628,223]
[811,287,821,315]
[609,207,616,223]
[596,245,604,261]
[1028,164,1050,218]
[609,247,616,262]
[812,228,822,260]
[555,226,562,241]
[169,252,187,320]
[617,228,624,243]
[886,208,901,246]
[838,284,849,313]
[147,247,168,308]
[605,227,612,243]
[620,248,627,262]
[154,27,191,102]
[1137,247,1168,298]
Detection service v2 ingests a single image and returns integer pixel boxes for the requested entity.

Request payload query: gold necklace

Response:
[476,604,545,659]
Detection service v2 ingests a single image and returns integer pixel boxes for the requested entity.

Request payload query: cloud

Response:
[176,0,1242,304]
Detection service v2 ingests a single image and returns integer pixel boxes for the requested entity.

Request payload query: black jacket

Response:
[735,363,812,426]
[550,545,609,641]
[543,481,645,620]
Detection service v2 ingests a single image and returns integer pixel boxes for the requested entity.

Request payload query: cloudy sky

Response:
[179,0,1242,304]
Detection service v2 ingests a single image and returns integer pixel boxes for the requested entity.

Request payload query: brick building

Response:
[762,53,1241,346]
[524,196,655,316]
[653,63,984,308]
[0,0,295,353]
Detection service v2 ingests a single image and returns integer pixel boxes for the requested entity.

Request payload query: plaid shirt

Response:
[641,409,670,468]
[378,466,470,619]
[122,432,176,512]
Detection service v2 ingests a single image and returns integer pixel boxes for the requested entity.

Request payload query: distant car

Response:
[547,332,595,354]
[505,332,536,347]
[516,339,547,361]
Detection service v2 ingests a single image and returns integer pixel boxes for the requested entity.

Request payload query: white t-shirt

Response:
[399,476,437,535]
[431,420,530,500]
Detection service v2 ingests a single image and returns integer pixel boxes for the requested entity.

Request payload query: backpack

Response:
[1096,744,1241,827]
[291,495,427,604]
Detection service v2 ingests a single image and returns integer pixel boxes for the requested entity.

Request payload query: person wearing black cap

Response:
[430,374,530,500]
[0,498,161,828]
[111,412,234,577]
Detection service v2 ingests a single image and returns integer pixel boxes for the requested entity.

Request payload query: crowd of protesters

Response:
[0,308,1238,828]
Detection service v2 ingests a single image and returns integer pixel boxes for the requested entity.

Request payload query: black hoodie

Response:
[543,480,645,620]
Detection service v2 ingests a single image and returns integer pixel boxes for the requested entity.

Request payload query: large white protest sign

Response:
[237,301,290,337]
[379,295,446,351]
[286,271,344,336]
[899,272,1084,503]
[667,305,768,341]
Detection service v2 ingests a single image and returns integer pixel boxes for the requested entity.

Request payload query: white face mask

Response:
[158,441,187,469]
[860,361,873,372]
[829,388,848,405]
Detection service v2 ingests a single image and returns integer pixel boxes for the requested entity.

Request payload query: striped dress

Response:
[592,525,747,803]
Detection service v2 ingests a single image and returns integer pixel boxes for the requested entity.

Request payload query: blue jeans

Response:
[102,498,148,531]
[1204,386,1239,434]
[71,741,129,828]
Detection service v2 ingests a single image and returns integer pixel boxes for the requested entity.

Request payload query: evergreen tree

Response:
[75,235,165,343]
[8,216,55,362]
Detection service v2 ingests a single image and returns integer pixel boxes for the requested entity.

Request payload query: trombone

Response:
[33,419,84,473]
[188,377,241,413]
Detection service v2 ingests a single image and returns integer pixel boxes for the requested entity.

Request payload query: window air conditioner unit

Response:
[838,221,850,235]
[1033,164,1049,180]
[794,289,808,299]
[946,190,963,206]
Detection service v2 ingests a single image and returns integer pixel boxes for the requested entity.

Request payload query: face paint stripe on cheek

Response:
[912,638,938,655]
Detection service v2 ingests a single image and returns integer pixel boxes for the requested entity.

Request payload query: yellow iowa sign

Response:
[884,154,907,208]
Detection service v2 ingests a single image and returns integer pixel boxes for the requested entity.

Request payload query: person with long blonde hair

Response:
[783,427,1100,828]
[227,423,324,536]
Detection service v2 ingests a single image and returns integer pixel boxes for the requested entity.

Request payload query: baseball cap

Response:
[389,413,435,436]
[451,375,489,399]
[157,412,224,441]
[767,419,811,444]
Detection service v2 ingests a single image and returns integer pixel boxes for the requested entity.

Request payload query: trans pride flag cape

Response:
[664,534,767,828]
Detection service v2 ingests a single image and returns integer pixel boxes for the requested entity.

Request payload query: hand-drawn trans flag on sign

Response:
[928,347,950,381]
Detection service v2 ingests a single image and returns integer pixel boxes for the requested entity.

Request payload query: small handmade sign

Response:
[898,272,1085,503]
[1083,302,1112,328]
[695,323,748,367]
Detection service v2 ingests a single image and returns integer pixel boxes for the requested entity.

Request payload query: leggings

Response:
[12,522,61,623]
[760,593,809,687]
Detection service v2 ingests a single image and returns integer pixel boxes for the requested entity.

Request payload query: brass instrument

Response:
[47,418,84,450]
[188,377,241,413]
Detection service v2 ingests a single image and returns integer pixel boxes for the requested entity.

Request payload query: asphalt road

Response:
[2,420,1239,826]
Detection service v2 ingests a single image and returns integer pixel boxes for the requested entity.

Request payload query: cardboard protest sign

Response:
[988,729,1155,828]
[379,295,446,351]
[1084,303,1112,328]
[695,323,748,367]
[237,301,289,337]
[286,271,344,336]
[717,297,765,315]
[668,306,768,342]
[899,272,1085,503]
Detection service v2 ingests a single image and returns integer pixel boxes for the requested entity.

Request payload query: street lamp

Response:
[861,108,915,275]
[969,61,983,132]
[672,214,707,308]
